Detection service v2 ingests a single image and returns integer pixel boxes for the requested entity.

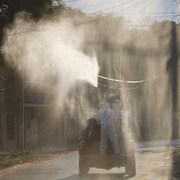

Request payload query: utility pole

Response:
[18,68,25,151]
[167,22,179,140]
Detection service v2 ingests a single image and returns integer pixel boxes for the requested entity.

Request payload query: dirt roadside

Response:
[0,147,179,178]
[0,149,72,177]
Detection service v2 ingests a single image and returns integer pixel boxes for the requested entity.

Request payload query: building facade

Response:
[0,67,80,152]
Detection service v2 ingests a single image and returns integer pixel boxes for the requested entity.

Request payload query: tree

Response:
[0,0,66,91]
[0,0,64,151]
[0,0,66,44]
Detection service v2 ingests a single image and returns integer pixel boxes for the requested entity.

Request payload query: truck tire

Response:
[79,157,89,177]
[125,152,136,177]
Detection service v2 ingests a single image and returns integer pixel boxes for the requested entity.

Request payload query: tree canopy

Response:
[0,0,65,95]
[0,0,66,44]
[0,0,52,20]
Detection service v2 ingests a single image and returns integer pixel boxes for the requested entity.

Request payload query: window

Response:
[26,115,31,129]
[6,114,16,141]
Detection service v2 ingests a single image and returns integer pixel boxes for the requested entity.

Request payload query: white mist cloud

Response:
[2,13,99,107]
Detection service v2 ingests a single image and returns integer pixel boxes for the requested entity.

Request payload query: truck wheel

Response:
[79,158,89,177]
[125,152,136,177]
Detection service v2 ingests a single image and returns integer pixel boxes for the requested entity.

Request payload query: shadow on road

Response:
[171,148,180,179]
[57,172,130,180]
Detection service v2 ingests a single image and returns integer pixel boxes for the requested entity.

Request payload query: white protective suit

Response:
[98,102,120,154]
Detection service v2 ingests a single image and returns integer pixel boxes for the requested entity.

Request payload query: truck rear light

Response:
[79,143,84,154]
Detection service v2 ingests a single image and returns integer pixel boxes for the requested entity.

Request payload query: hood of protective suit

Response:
[99,101,109,109]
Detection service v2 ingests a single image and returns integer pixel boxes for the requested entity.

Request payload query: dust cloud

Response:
[1,9,178,142]
[1,5,179,179]
[2,12,99,110]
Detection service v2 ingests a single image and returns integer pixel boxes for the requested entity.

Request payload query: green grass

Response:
[0,151,52,170]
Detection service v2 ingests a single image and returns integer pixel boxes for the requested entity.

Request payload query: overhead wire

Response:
[65,0,139,13]
[67,0,180,22]
[63,0,180,18]
[88,0,139,15]
[4,0,180,36]
[112,0,179,20]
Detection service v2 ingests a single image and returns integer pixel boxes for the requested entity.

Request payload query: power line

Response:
[113,0,180,21]
[87,0,179,20]
[113,0,153,14]
[112,0,179,20]
[4,0,180,36]
[65,0,180,18]
[64,0,178,18]
[64,0,139,13]
[122,14,180,19]
[121,0,154,13]
[88,0,139,15]
[120,12,180,15]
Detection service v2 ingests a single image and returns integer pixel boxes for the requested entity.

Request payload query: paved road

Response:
[0,148,175,180]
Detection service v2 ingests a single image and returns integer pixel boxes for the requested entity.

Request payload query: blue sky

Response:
[64,0,180,23]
